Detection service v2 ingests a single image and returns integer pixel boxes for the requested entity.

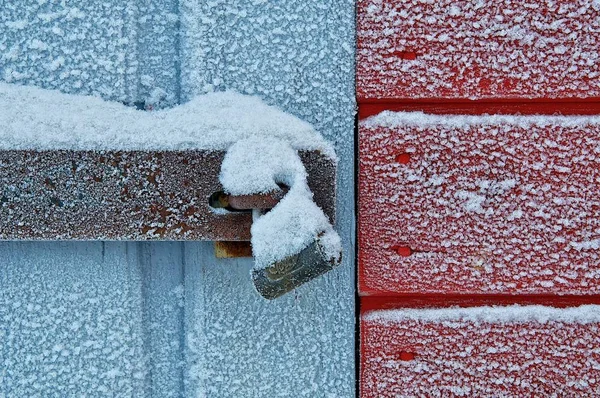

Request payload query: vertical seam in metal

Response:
[173,0,183,105]
[353,111,361,398]
[179,241,187,398]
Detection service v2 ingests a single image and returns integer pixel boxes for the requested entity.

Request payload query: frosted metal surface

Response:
[0,0,355,396]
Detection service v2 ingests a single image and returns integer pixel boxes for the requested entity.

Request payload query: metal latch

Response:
[214,136,341,299]
[212,187,340,299]
[0,149,338,298]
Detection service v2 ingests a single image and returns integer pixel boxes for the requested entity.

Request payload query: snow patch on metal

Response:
[0,83,334,156]
[221,137,340,268]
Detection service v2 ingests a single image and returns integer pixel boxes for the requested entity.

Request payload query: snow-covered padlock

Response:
[220,137,342,299]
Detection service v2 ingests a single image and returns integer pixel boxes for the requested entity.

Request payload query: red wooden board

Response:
[357,1,600,395]
[361,306,600,397]
[357,0,600,100]
[359,113,600,296]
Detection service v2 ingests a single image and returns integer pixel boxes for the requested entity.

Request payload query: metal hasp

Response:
[215,170,340,299]
[0,150,336,240]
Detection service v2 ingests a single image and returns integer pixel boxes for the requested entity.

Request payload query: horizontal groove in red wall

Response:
[359,98,600,119]
[360,294,600,312]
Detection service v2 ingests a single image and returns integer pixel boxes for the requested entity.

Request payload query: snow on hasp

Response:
[0,83,337,241]
[220,137,341,299]
[359,112,600,296]
[361,305,600,397]
[358,0,600,101]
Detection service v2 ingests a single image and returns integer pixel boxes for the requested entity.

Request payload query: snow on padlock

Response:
[361,305,600,397]
[359,112,600,296]
[220,137,342,299]
[358,0,600,101]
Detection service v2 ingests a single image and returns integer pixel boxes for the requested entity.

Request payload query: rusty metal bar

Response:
[0,150,335,240]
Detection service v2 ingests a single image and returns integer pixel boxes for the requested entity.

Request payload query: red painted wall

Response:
[358,0,600,395]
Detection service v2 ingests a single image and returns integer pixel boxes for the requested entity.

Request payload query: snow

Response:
[220,137,310,196]
[362,111,600,130]
[571,239,600,251]
[0,242,148,396]
[1,1,139,101]
[0,82,334,156]
[220,137,341,270]
[364,305,600,324]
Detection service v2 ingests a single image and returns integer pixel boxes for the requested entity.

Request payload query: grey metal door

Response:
[0,1,355,396]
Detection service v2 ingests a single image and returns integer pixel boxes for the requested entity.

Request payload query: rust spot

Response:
[109,153,123,167]
[49,197,63,207]
[44,177,56,189]
[173,223,193,234]
[147,171,160,186]
[227,187,289,210]
[150,204,172,222]
[214,241,253,258]
[120,186,132,199]
[184,206,197,217]
[92,175,103,183]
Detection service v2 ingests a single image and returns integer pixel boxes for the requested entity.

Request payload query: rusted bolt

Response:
[395,153,411,164]
[215,241,253,258]
[399,351,416,361]
[213,187,289,258]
